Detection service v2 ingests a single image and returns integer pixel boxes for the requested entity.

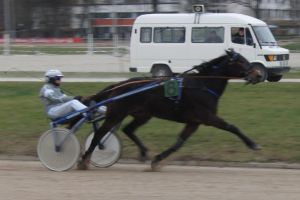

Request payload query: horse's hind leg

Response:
[123,114,152,162]
[151,123,199,170]
[206,115,260,150]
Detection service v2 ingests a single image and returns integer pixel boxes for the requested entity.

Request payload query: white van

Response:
[130,11,290,82]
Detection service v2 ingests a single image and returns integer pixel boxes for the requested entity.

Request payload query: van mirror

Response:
[253,43,256,48]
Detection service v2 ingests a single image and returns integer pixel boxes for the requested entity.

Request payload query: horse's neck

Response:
[184,72,228,98]
[204,78,228,98]
[197,58,229,97]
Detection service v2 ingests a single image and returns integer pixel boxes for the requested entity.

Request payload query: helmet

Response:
[45,69,64,82]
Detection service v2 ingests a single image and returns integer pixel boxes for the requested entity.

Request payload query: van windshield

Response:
[253,26,277,46]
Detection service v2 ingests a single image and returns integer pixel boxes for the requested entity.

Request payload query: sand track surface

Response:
[0,160,300,200]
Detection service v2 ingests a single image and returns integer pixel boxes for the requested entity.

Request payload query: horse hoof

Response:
[150,161,162,172]
[138,153,149,163]
[150,158,167,172]
[77,159,90,170]
[254,144,262,150]
[250,143,262,151]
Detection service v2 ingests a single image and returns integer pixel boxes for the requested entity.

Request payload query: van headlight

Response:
[264,55,278,61]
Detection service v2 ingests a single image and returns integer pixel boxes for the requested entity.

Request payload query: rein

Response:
[180,75,244,80]
[99,75,244,95]
[104,79,159,93]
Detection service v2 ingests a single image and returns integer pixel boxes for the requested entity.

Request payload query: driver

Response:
[232,28,245,44]
[39,69,88,119]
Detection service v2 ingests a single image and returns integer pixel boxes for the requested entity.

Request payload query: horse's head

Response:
[223,49,266,84]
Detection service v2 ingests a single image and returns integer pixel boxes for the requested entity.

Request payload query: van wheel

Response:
[151,65,173,77]
[267,75,282,82]
[250,63,268,83]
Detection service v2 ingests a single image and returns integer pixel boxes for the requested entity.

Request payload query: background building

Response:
[257,0,300,36]
[1,0,300,40]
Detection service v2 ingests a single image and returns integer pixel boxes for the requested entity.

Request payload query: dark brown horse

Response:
[78,50,263,170]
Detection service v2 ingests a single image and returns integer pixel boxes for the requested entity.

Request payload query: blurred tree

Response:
[0,0,5,36]
[152,0,158,12]
[9,0,75,38]
[31,0,74,37]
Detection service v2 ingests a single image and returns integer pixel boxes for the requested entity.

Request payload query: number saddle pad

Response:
[164,79,181,97]
[163,77,212,98]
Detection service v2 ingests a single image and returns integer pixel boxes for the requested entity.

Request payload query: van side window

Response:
[140,27,152,43]
[231,27,245,44]
[154,27,185,43]
[245,28,254,46]
[192,27,224,43]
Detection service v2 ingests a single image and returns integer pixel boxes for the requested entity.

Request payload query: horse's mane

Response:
[192,55,227,74]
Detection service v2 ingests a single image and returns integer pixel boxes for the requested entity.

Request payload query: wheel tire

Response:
[37,128,80,172]
[85,131,122,168]
[151,65,172,77]
[250,63,268,83]
[267,75,282,82]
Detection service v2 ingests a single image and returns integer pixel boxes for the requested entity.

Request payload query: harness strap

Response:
[205,88,219,98]
[165,77,219,102]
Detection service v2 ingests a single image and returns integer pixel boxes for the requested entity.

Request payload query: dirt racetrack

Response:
[0,160,300,200]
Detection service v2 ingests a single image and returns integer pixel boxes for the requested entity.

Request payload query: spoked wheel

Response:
[37,128,81,172]
[85,131,122,168]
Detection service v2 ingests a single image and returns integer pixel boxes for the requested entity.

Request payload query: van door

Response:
[229,27,256,61]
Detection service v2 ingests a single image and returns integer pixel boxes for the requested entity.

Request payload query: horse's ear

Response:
[225,48,234,56]
[225,49,240,61]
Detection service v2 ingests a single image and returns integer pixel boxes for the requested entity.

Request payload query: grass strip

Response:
[0,82,299,163]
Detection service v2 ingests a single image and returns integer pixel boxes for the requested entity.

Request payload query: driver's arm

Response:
[43,88,73,103]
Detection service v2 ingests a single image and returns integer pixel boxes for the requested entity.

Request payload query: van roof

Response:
[134,13,266,26]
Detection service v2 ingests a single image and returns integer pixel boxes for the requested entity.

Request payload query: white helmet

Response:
[45,69,64,82]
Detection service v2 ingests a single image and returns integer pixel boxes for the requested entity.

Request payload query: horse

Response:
[77,50,263,170]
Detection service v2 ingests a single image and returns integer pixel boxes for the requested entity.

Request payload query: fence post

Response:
[3,33,10,55]
[3,0,11,55]
[112,10,120,57]
[86,1,93,55]
[87,32,94,55]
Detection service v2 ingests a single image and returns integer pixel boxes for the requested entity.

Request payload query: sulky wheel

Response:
[85,131,122,168]
[37,128,81,172]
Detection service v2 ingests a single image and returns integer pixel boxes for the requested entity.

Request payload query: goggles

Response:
[54,76,62,80]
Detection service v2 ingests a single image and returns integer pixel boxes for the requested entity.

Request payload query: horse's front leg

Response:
[206,115,261,150]
[123,115,152,162]
[151,123,199,171]
[77,119,122,170]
